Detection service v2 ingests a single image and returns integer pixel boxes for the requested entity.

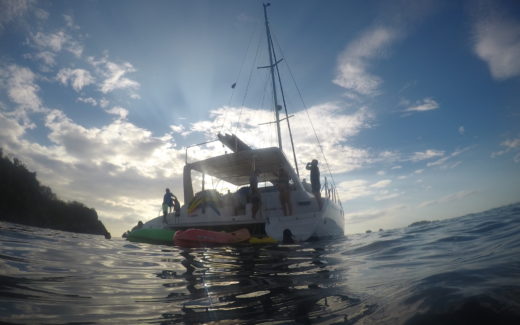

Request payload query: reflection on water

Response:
[157,243,375,324]
[1,203,520,324]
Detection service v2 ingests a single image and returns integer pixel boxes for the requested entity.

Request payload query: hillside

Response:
[0,149,111,238]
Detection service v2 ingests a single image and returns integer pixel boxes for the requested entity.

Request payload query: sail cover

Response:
[186,147,291,186]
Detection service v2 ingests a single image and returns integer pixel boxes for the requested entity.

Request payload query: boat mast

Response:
[263,3,283,150]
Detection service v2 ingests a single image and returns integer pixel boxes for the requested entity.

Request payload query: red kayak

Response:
[174,228,251,246]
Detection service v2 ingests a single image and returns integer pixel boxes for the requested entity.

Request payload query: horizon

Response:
[1,0,519,237]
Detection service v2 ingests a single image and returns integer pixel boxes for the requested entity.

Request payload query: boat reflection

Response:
[158,242,375,324]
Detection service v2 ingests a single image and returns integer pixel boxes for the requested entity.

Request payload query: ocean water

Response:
[1,203,519,324]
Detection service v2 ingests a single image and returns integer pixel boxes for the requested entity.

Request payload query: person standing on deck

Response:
[306,159,322,210]
[277,165,292,216]
[249,169,261,218]
[162,188,176,221]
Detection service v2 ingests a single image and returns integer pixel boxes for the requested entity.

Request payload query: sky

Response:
[1,0,519,237]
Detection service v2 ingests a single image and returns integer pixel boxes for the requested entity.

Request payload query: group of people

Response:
[159,158,321,221]
[251,159,322,218]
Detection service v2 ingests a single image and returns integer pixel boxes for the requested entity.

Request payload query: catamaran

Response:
[131,4,345,243]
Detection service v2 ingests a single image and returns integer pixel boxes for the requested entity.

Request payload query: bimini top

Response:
[186,147,292,186]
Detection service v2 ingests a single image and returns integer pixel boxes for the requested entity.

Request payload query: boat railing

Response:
[323,176,340,204]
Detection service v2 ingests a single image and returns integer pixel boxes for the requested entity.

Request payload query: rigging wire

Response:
[232,28,264,136]
[272,33,343,207]
[270,34,300,176]
[220,20,261,135]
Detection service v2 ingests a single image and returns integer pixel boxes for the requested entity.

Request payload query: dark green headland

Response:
[0,149,111,239]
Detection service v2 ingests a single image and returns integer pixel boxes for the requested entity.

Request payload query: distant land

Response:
[0,149,111,238]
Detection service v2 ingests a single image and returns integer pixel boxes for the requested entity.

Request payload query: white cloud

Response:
[371,179,392,188]
[338,178,395,202]
[0,0,30,31]
[418,190,479,208]
[35,51,56,66]
[56,68,94,91]
[410,149,444,162]
[190,103,374,174]
[63,14,79,30]
[30,31,69,52]
[492,137,520,162]
[26,29,84,68]
[374,191,401,201]
[338,179,372,201]
[0,109,27,144]
[427,147,470,168]
[0,104,188,235]
[88,57,140,94]
[3,64,42,111]
[473,10,520,80]
[43,109,179,177]
[99,98,109,108]
[333,0,437,97]
[458,126,465,135]
[77,97,98,106]
[404,97,439,112]
[105,106,129,120]
[345,204,406,225]
[334,27,398,95]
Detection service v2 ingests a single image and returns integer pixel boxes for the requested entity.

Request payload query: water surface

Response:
[1,203,519,324]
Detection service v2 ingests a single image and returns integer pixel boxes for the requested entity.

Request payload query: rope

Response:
[232,30,264,135]
[272,34,343,207]
[219,20,261,135]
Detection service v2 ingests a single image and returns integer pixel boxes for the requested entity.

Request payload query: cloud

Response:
[191,103,374,174]
[0,0,31,31]
[333,0,437,97]
[338,178,397,202]
[56,68,94,91]
[418,190,479,208]
[88,56,140,95]
[27,30,84,67]
[334,27,398,95]
[410,149,444,162]
[458,126,465,135]
[492,137,520,162]
[0,109,27,145]
[77,97,98,106]
[338,179,372,201]
[105,106,129,120]
[403,97,439,112]
[63,14,79,30]
[2,64,42,111]
[43,109,181,176]
[345,204,406,225]
[371,179,392,188]
[31,31,69,52]
[472,7,520,80]
[427,146,471,168]
[0,102,188,235]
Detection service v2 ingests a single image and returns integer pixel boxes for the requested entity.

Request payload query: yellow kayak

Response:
[249,236,277,244]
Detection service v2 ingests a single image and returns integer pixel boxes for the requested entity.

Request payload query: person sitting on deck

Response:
[277,165,292,216]
[249,169,261,218]
[131,221,143,232]
[173,197,181,216]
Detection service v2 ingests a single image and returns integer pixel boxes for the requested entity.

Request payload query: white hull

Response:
[143,184,344,242]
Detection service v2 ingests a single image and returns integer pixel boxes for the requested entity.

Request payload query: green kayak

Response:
[127,228,176,243]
